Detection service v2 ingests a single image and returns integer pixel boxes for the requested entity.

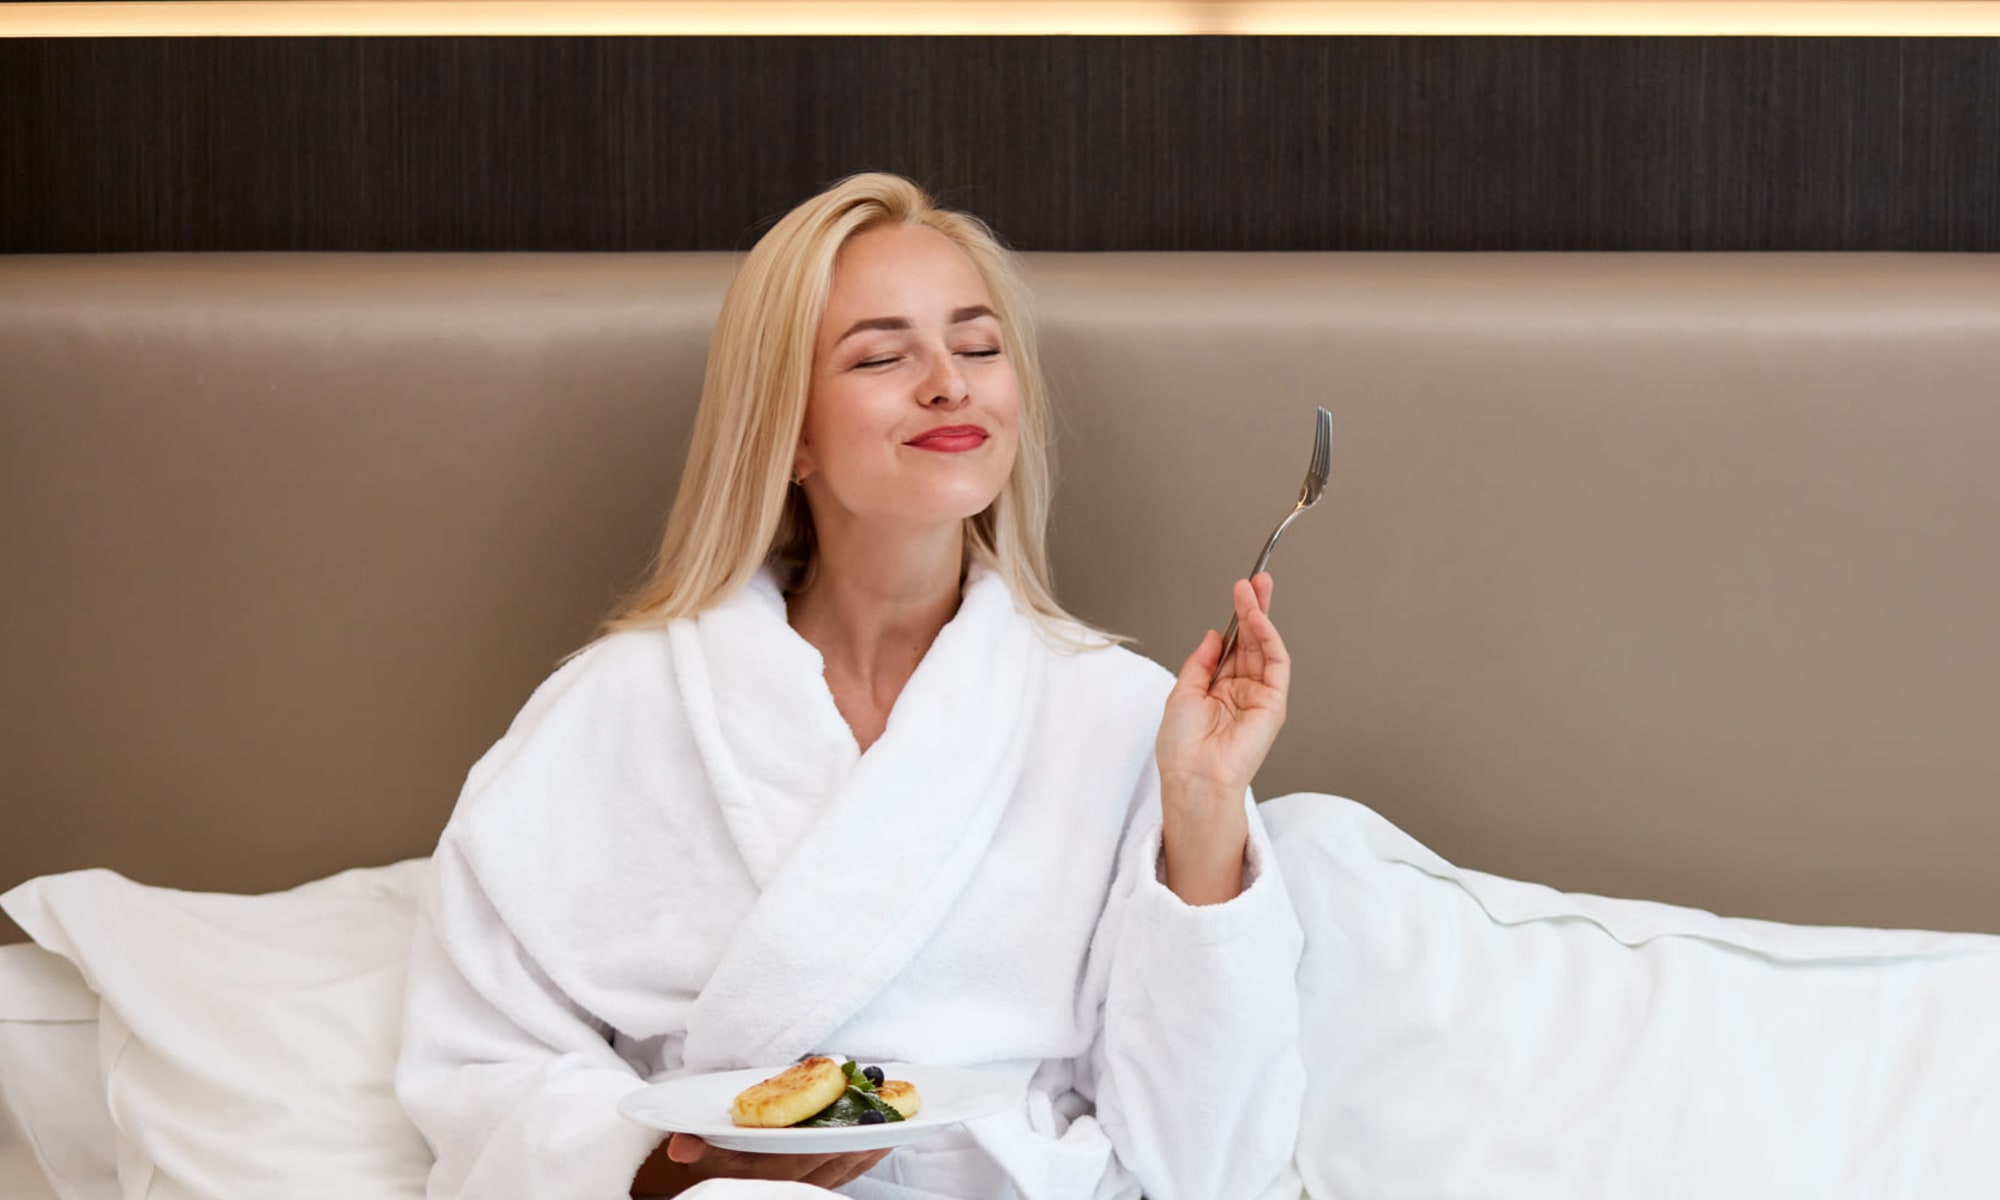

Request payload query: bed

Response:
[3,252,1998,1199]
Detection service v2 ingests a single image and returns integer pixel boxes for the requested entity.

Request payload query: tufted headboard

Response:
[4,252,1997,941]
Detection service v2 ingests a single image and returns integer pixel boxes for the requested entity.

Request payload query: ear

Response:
[790,445,814,484]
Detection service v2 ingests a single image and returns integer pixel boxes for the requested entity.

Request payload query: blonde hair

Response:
[601,172,1101,645]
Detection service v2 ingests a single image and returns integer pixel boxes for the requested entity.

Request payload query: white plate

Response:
[619,1062,1020,1154]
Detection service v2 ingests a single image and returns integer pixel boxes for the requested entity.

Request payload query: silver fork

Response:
[1208,406,1333,688]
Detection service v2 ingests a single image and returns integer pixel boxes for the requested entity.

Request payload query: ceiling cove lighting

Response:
[5,2,2000,38]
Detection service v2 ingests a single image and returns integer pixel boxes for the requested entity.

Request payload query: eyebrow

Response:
[835,305,998,344]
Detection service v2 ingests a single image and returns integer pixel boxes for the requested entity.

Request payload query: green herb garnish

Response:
[795,1060,905,1126]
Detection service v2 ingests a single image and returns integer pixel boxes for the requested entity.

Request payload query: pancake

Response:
[730,1056,848,1128]
[876,1078,922,1119]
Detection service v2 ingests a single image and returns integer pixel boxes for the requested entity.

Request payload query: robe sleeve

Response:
[395,835,663,1200]
[1085,783,1307,1200]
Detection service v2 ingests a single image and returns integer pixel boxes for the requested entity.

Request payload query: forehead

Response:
[822,224,992,319]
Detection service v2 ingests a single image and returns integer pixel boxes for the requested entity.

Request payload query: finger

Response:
[1228,579,1267,683]
[817,1148,894,1188]
[793,1153,853,1184]
[841,1147,893,1183]
[1239,590,1292,700]
[1174,627,1222,693]
[1252,571,1275,614]
[723,1150,823,1183]
[665,1133,708,1164]
[801,1150,876,1188]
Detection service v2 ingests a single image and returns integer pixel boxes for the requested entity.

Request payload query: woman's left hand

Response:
[1153,573,1291,904]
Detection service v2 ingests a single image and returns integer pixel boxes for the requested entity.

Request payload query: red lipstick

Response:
[905,425,989,453]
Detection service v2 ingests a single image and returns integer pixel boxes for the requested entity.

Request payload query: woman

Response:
[395,174,1306,1200]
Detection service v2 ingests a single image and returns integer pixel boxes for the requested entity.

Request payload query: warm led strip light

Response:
[5,2,2000,37]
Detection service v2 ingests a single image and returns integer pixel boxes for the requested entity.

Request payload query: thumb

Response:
[666,1133,709,1164]
[1175,628,1221,694]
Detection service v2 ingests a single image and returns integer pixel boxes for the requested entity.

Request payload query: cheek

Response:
[803,379,879,458]
[988,366,1024,430]
[991,375,1022,431]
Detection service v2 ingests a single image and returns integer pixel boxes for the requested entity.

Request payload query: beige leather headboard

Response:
[3,253,1997,942]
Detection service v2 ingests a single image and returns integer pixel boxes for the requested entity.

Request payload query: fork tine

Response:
[1306,406,1331,499]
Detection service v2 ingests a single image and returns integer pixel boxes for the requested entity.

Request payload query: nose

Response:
[921,347,970,410]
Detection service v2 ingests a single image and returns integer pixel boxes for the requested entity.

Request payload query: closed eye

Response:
[855,356,900,369]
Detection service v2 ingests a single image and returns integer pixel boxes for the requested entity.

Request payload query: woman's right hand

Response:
[630,1132,891,1196]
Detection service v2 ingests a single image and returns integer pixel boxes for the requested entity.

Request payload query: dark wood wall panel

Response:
[4,36,1997,253]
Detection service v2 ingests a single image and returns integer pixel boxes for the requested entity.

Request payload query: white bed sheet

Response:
[0,941,102,1200]
[1,1115,63,1200]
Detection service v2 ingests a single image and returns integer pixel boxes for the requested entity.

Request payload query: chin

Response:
[908,481,1007,526]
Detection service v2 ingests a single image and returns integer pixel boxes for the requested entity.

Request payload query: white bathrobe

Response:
[395,566,1306,1200]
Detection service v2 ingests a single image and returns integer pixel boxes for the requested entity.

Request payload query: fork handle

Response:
[1207,505,1304,688]
[1209,616,1248,691]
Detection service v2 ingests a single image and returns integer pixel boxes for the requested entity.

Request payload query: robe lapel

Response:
[680,568,1045,1069]
[668,570,859,890]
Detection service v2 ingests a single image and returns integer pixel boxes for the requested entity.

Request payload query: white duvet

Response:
[1263,792,2000,1200]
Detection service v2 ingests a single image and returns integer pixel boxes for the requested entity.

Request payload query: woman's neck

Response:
[785,524,966,751]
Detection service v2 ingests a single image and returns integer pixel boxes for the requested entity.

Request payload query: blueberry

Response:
[859,1110,886,1125]
[863,1065,885,1086]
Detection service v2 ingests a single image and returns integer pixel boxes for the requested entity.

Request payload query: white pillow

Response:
[0,943,114,1200]
[0,862,434,1200]
[1262,793,2000,1200]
